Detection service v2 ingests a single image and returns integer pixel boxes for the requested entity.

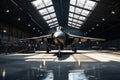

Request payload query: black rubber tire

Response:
[74,48,77,53]
[57,52,62,57]
[73,47,77,53]
[46,48,49,53]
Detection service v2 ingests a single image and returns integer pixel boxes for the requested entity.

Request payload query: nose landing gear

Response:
[57,45,62,57]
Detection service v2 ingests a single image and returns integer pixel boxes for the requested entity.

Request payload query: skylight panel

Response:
[69,17,72,21]
[68,21,72,24]
[68,0,98,29]
[68,20,72,23]
[50,21,58,25]
[71,25,75,28]
[81,10,90,16]
[70,0,76,5]
[47,6,54,13]
[43,15,51,20]
[78,20,83,24]
[68,24,72,26]
[75,7,82,14]
[76,0,86,7]
[50,13,56,18]
[52,18,57,21]
[39,9,48,15]
[46,20,52,23]
[72,25,80,29]
[72,22,76,25]
[76,23,81,26]
[84,0,96,10]
[31,0,58,28]
[50,26,55,28]
[44,0,52,6]
[49,23,54,26]
[70,6,75,12]
[31,0,44,9]
[75,27,80,29]
[74,14,79,19]
[73,19,77,22]
[54,24,58,26]
[49,23,58,26]
[50,24,58,28]
[69,13,73,17]
[79,16,86,21]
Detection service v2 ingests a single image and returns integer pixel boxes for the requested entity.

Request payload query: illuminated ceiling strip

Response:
[68,20,83,25]
[31,0,58,27]
[69,16,85,22]
[49,23,58,26]
[68,23,81,28]
[37,5,53,11]
[68,23,82,27]
[71,25,80,29]
[68,0,97,29]
[46,17,56,21]
[69,11,88,17]
[42,12,54,16]
[48,20,58,24]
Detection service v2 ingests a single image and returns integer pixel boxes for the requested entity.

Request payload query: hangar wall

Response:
[0,23,29,42]
[101,39,120,50]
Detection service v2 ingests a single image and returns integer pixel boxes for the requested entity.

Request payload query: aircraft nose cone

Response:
[53,31,65,38]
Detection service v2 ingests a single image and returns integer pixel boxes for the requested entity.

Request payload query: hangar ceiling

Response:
[0,0,120,40]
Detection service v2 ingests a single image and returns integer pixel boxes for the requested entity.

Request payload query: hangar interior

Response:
[0,0,120,80]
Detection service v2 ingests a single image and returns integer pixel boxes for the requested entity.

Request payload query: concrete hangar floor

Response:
[0,50,120,80]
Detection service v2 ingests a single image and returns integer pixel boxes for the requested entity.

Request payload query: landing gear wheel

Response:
[57,45,62,57]
[74,48,77,53]
[73,47,77,53]
[46,47,49,53]
[57,52,62,57]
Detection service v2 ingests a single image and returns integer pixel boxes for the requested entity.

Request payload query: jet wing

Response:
[67,33,105,42]
[20,34,52,41]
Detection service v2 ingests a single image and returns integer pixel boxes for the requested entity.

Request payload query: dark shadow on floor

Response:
[53,52,74,60]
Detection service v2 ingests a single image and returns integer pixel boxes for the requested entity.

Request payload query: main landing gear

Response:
[46,47,49,53]
[72,46,77,53]
[46,46,51,53]
[57,45,62,57]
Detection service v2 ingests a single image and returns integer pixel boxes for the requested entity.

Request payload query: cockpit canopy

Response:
[56,26,63,31]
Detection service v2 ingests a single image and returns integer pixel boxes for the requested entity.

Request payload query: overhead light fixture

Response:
[28,24,31,27]
[40,32,42,34]
[102,18,105,21]
[89,30,91,32]
[92,27,95,30]
[18,18,21,21]
[3,30,7,33]
[33,27,35,30]
[111,11,115,14]
[96,24,99,26]
[6,9,10,13]
[79,42,82,44]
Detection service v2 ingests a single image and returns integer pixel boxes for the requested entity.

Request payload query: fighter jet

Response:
[20,26,105,57]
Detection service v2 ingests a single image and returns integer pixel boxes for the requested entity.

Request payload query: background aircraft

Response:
[20,26,105,57]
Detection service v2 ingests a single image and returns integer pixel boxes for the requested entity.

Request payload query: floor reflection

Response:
[1,51,120,80]
[1,61,120,80]
[69,69,88,80]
